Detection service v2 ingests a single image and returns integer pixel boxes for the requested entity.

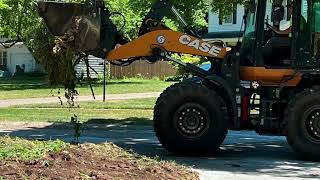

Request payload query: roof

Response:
[0,40,25,50]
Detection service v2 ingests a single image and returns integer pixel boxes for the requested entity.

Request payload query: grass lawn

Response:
[0,76,174,100]
[0,98,157,124]
[0,108,153,123]
[14,98,157,110]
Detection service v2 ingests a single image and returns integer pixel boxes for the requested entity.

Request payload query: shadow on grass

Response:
[1,118,320,178]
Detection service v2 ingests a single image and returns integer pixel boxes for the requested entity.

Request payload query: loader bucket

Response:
[36,1,101,54]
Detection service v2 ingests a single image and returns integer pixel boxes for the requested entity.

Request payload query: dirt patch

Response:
[0,143,199,180]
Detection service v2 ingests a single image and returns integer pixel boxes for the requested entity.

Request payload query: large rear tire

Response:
[285,88,320,161]
[154,82,228,156]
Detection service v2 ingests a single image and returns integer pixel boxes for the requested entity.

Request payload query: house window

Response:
[0,51,7,65]
[219,5,237,25]
[223,14,233,24]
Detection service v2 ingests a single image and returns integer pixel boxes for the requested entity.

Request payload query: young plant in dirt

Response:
[71,114,82,143]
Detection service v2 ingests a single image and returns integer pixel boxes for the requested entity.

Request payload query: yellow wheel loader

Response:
[37,0,320,160]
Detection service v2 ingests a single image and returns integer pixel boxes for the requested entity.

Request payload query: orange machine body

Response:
[107,29,302,87]
[107,30,227,61]
[240,67,302,86]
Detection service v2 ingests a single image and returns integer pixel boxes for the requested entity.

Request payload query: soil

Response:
[0,143,199,180]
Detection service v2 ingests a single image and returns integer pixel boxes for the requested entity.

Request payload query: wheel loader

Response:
[37,0,320,160]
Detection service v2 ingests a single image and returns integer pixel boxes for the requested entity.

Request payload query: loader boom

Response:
[107,30,227,61]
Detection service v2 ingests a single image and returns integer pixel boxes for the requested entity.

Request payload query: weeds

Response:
[0,136,67,161]
[63,89,83,144]
[71,114,82,143]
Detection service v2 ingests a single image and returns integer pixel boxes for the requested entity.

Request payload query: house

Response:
[0,42,106,78]
[0,41,44,76]
[208,4,245,34]
[204,0,292,45]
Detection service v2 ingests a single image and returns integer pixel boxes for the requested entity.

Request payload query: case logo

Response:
[179,35,221,56]
[156,35,166,44]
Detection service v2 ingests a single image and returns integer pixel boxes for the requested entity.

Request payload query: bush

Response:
[171,54,204,76]
[165,75,182,82]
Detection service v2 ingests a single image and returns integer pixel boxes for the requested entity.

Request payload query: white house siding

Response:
[0,42,43,75]
[75,55,106,79]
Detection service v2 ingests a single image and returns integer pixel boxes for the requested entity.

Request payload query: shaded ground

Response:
[1,120,320,180]
[0,143,198,180]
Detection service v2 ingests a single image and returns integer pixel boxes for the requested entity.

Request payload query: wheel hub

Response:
[306,110,320,140]
[174,103,209,138]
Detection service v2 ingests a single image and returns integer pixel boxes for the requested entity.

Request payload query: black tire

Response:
[285,88,320,161]
[154,82,228,156]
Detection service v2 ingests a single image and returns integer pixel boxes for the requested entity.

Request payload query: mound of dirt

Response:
[0,143,199,180]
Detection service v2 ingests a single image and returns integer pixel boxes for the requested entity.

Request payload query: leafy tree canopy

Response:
[0,0,39,39]
[0,0,241,40]
[0,0,8,10]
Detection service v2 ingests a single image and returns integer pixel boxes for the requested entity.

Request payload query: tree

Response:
[0,0,7,33]
[119,0,210,37]
[108,0,243,39]
[0,0,8,10]
[27,23,77,87]
[0,0,39,39]
[0,0,77,90]
[0,0,241,39]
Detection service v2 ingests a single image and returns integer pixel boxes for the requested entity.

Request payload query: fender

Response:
[184,76,237,129]
[206,75,237,129]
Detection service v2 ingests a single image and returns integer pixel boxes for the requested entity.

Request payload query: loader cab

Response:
[240,0,320,69]
[240,0,292,67]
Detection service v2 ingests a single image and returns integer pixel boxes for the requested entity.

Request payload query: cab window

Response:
[300,0,309,32]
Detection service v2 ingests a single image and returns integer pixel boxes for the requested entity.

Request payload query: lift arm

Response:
[107,30,227,61]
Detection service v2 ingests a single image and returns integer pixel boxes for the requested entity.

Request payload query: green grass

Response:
[0,136,67,161]
[0,108,153,123]
[0,98,156,125]
[1,98,156,124]
[15,98,157,110]
[0,77,174,100]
